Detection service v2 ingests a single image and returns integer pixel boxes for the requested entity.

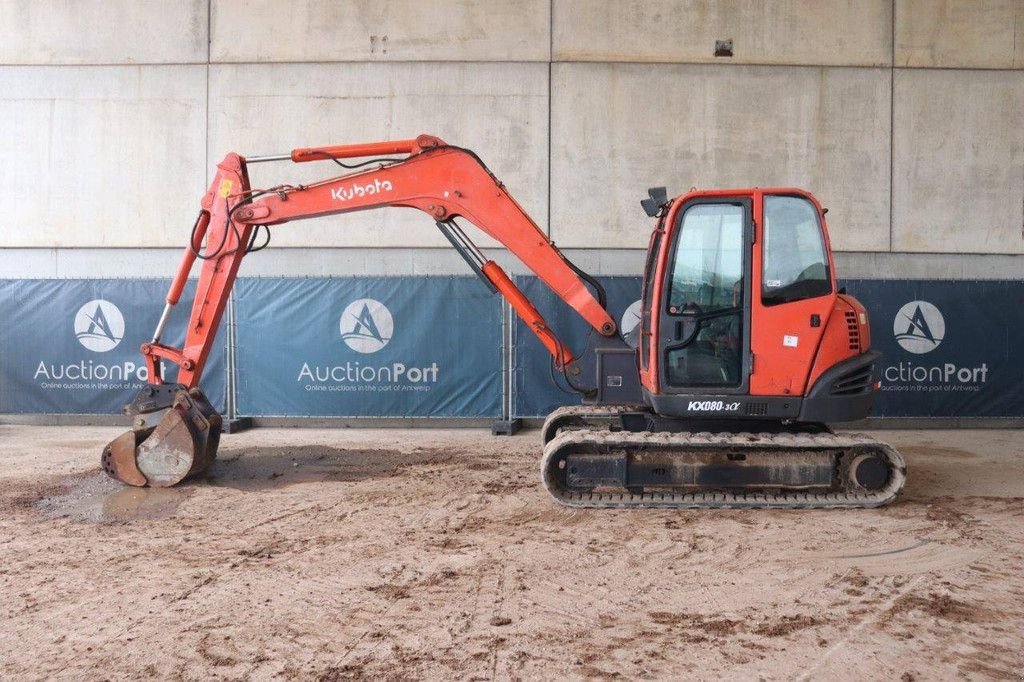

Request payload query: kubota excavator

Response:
[101,134,905,508]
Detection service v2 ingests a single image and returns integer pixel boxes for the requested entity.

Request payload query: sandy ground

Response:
[0,425,1022,681]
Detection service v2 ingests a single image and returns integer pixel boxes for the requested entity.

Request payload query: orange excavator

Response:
[101,134,905,508]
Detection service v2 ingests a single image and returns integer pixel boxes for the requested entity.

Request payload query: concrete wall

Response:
[553,0,893,66]
[1,0,1022,274]
[208,61,548,248]
[550,63,892,251]
[210,0,551,62]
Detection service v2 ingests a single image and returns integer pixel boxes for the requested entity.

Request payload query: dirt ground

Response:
[0,425,1021,681]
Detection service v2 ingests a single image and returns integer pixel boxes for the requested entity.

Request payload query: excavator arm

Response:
[146,134,614,387]
[102,134,617,487]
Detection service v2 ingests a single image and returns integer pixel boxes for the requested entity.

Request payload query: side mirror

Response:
[641,186,669,217]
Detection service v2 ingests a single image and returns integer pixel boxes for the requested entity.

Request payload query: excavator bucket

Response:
[101,385,221,487]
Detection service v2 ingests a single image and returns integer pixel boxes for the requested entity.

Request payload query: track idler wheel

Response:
[101,385,222,487]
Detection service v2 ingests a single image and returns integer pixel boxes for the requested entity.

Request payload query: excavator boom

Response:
[152,134,613,387]
[104,135,617,487]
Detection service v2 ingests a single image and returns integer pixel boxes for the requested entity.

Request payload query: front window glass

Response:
[664,202,745,387]
[667,203,744,315]
[762,196,831,305]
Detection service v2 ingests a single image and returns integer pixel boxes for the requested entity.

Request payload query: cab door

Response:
[749,193,837,396]
[655,197,752,395]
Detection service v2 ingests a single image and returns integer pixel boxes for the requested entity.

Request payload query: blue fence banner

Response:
[233,276,502,417]
[512,276,642,418]
[844,279,1024,418]
[0,279,226,414]
[2,277,1020,420]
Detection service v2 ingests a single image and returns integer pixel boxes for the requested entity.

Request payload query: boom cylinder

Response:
[167,211,209,306]
[154,210,210,343]
[481,261,574,367]
[291,139,420,163]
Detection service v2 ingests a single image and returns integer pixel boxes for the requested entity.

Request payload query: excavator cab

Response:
[632,188,874,425]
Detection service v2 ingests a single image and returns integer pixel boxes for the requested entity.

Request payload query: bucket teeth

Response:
[101,386,222,487]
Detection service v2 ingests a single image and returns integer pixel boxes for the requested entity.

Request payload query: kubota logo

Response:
[74,299,124,353]
[340,299,393,353]
[894,300,945,354]
[330,179,394,202]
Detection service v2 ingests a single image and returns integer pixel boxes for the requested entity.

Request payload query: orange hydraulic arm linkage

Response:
[143,134,617,388]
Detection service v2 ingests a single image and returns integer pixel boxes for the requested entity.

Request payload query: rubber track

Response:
[541,429,907,509]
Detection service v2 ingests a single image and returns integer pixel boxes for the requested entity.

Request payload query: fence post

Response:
[491,297,521,435]
[221,288,252,434]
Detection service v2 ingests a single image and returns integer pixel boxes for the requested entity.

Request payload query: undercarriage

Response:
[540,406,906,509]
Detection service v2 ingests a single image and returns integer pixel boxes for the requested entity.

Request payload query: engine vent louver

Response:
[844,310,861,351]
[745,402,768,416]
[831,365,873,396]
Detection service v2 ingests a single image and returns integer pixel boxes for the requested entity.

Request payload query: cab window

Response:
[762,196,831,305]
[663,202,745,387]
[667,203,744,315]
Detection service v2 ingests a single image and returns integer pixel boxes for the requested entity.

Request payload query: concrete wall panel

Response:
[211,0,550,63]
[553,0,892,66]
[0,0,207,64]
[0,66,207,248]
[550,63,891,251]
[893,69,1024,254]
[896,0,1024,69]
[208,62,548,248]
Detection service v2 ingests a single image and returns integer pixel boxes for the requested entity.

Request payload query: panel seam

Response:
[889,0,896,252]
[547,0,553,238]
[206,0,211,176]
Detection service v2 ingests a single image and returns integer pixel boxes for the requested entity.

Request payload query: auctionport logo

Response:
[74,299,124,353]
[883,299,987,393]
[893,300,944,354]
[621,300,642,337]
[34,298,150,388]
[339,298,393,353]
[297,297,438,391]
[620,299,643,348]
